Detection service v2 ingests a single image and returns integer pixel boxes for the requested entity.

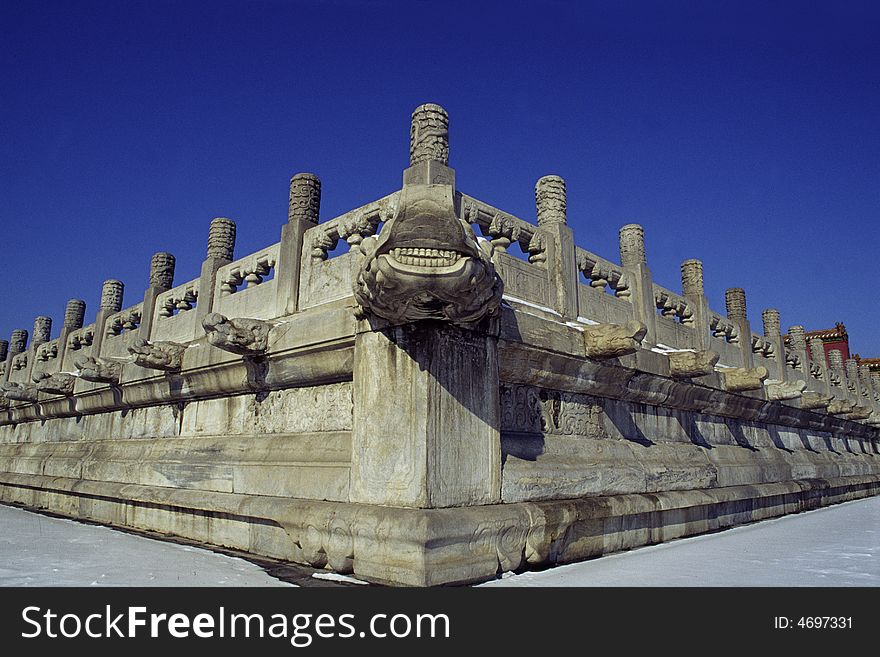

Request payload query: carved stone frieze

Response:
[583,321,647,359]
[33,371,76,396]
[720,366,769,392]
[500,384,606,437]
[74,355,123,384]
[247,383,353,434]
[667,350,719,379]
[765,379,807,401]
[353,184,503,326]
[128,338,187,371]
[202,313,271,356]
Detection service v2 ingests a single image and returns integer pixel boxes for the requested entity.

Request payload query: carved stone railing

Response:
[576,248,630,299]
[212,243,281,318]
[305,193,400,263]
[708,312,739,344]
[105,304,143,338]
[652,284,693,325]
[459,194,545,265]
[151,279,201,342]
[101,303,144,358]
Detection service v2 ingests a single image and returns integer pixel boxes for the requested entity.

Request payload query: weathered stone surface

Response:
[100,280,124,312]
[353,184,502,326]
[207,217,236,261]
[0,102,877,589]
[618,224,645,266]
[725,288,746,320]
[74,355,123,384]
[32,316,52,345]
[847,406,873,420]
[202,313,270,356]
[583,321,647,359]
[409,103,448,166]
[0,382,39,402]
[535,175,566,226]
[350,322,500,508]
[762,308,780,337]
[801,392,833,410]
[9,329,28,354]
[680,259,703,296]
[63,299,86,330]
[128,338,186,371]
[149,252,176,289]
[721,366,769,392]
[667,350,719,379]
[33,371,76,396]
[288,173,321,224]
[827,399,855,416]
[765,379,806,401]
[0,341,7,363]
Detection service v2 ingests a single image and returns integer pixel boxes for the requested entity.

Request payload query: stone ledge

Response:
[1,472,877,586]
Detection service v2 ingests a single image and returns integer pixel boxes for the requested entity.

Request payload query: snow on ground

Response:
[1,497,877,587]
[480,496,880,587]
[0,505,293,587]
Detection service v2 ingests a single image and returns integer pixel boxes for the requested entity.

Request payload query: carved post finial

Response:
[288,173,322,224]
[725,288,747,320]
[0,340,7,362]
[788,325,806,351]
[32,316,52,346]
[858,364,873,393]
[809,338,827,366]
[9,330,28,355]
[762,308,781,337]
[410,103,449,166]
[845,358,859,385]
[150,252,176,289]
[681,259,704,296]
[64,299,86,330]
[535,175,567,226]
[207,217,236,261]
[100,280,124,312]
[828,349,844,370]
[619,224,646,266]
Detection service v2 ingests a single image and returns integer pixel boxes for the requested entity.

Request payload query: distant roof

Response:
[783,322,848,344]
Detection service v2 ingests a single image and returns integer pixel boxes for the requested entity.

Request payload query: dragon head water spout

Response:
[353,184,502,326]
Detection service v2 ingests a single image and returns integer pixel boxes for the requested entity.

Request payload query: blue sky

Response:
[2,1,878,353]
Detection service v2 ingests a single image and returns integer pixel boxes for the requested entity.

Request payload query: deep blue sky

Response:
[2,1,878,353]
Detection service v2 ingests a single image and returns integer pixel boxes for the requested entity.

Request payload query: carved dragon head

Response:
[353,185,502,325]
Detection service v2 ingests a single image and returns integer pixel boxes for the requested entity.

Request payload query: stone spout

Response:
[0,382,40,403]
[353,184,502,326]
[128,338,187,372]
[202,313,271,356]
[800,392,833,410]
[583,321,647,360]
[765,379,807,401]
[826,399,855,416]
[74,356,123,384]
[33,371,76,396]
[846,406,872,421]
[667,350,719,379]
[720,367,769,392]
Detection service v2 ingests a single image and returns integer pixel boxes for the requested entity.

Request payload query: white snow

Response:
[0,505,294,587]
[479,496,880,587]
[312,572,369,585]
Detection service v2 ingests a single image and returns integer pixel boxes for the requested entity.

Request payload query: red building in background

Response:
[805,322,850,365]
